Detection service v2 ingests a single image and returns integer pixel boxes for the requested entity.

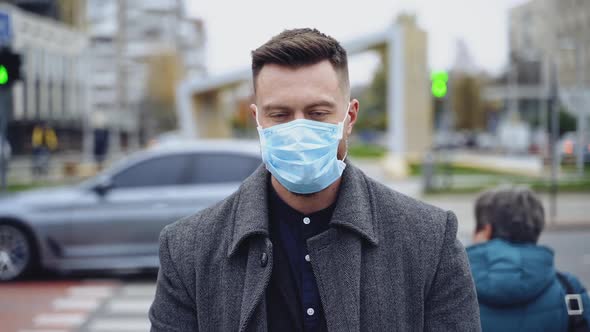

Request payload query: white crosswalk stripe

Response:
[33,313,87,327]
[86,318,151,332]
[119,284,156,298]
[67,286,114,298]
[52,298,101,311]
[27,284,119,332]
[19,330,69,332]
[78,283,156,332]
[105,299,152,314]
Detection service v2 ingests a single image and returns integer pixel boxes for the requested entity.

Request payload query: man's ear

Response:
[346,99,359,135]
[473,224,493,244]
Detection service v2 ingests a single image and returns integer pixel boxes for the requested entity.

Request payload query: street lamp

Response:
[524,52,560,225]
[558,38,587,178]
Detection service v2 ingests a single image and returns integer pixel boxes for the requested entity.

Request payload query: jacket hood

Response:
[467,239,555,306]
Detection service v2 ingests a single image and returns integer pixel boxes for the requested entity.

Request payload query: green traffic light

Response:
[432,80,447,98]
[0,65,7,85]
[431,70,448,83]
[431,70,449,98]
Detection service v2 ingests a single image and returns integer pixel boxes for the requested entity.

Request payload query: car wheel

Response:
[0,223,34,281]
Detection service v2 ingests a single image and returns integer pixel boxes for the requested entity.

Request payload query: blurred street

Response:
[352,159,590,236]
[0,160,589,332]
[539,231,590,292]
[0,0,589,330]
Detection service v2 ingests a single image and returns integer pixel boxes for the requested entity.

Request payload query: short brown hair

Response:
[251,28,349,92]
[475,186,545,243]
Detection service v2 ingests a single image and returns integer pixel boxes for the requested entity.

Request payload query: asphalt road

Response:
[539,229,590,288]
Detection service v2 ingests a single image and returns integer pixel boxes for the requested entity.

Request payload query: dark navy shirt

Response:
[266,184,334,332]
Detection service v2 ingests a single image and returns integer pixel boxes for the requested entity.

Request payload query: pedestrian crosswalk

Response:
[78,283,155,332]
[16,282,155,332]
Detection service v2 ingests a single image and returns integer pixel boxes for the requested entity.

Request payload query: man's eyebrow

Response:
[304,100,337,110]
[262,103,293,112]
[261,100,337,112]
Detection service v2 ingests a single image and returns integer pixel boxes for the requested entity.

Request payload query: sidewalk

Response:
[351,158,590,239]
[5,152,87,183]
[4,152,130,185]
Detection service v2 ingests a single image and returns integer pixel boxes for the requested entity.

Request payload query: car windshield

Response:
[76,151,149,189]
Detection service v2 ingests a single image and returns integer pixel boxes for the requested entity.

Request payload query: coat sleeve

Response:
[149,225,198,331]
[424,211,481,331]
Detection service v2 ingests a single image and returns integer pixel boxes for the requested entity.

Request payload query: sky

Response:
[185,0,529,85]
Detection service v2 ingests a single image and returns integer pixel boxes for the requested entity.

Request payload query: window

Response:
[112,154,191,188]
[188,153,261,185]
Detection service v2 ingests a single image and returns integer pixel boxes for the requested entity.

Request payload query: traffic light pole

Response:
[549,59,559,225]
[0,88,7,192]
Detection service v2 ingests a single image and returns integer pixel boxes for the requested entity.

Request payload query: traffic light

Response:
[431,70,448,98]
[0,48,22,88]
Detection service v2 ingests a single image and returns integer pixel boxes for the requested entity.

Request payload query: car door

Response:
[167,151,263,222]
[65,153,193,261]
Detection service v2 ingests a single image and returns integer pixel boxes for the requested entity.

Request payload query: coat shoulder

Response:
[364,175,451,239]
[161,190,240,256]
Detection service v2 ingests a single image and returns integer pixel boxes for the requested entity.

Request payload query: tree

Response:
[538,106,577,137]
[452,74,485,130]
[357,46,388,131]
[141,53,182,142]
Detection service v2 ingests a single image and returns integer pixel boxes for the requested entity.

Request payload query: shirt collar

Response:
[228,162,379,258]
[268,182,336,227]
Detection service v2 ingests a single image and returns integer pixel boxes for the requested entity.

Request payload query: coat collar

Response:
[227,162,379,257]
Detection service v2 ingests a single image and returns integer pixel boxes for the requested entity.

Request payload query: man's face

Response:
[251,60,359,159]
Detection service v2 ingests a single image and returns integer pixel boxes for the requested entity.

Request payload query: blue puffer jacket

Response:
[467,239,590,332]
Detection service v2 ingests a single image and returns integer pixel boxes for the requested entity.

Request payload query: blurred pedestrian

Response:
[0,135,11,190]
[467,186,590,332]
[93,128,109,171]
[149,28,480,331]
[31,121,58,177]
[1,135,11,166]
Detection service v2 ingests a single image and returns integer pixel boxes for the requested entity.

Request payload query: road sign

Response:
[0,12,10,46]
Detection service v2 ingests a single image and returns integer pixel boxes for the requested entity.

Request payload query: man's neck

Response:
[270,176,341,215]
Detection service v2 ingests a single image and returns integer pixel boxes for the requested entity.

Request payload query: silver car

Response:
[0,140,262,281]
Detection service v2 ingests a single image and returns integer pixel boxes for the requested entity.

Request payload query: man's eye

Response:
[270,113,287,118]
[310,112,327,117]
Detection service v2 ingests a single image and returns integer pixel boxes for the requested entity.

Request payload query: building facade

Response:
[509,0,590,88]
[85,0,206,153]
[0,2,89,154]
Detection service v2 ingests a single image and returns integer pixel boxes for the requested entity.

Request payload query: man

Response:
[149,28,480,331]
[31,121,58,176]
[93,127,109,170]
[467,186,590,331]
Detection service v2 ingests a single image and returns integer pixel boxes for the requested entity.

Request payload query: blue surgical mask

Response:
[255,103,350,194]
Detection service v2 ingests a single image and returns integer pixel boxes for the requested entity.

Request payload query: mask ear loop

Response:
[340,102,351,162]
[342,102,351,123]
[254,105,262,129]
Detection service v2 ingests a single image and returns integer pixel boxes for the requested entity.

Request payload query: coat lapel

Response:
[228,165,273,332]
[308,164,379,332]
[307,228,363,331]
[237,237,273,332]
[228,163,379,332]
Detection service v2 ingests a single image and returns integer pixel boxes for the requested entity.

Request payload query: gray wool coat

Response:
[149,163,481,331]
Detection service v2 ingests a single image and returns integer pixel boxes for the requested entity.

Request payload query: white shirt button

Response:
[303,217,311,225]
[307,308,315,316]
[305,254,310,262]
